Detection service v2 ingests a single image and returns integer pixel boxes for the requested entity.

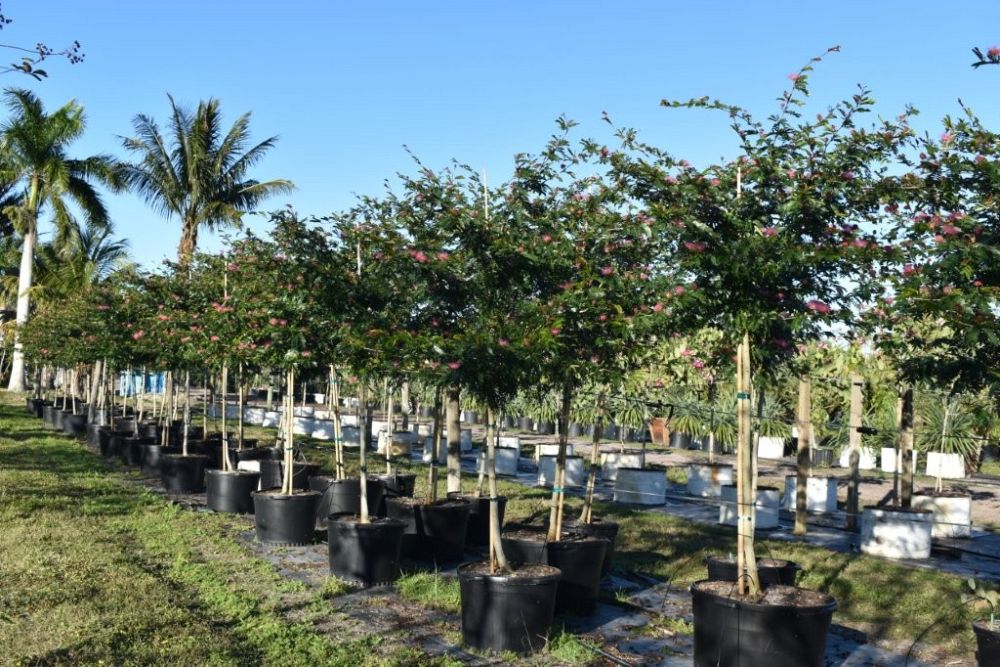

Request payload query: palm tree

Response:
[0,88,116,391]
[118,95,293,262]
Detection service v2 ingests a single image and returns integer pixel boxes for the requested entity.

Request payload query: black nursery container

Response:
[691,580,835,667]
[327,514,406,586]
[386,497,472,562]
[974,621,1000,667]
[563,519,619,577]
[206,469,261,513]
[705,556,799,588]
[259,459,320,491]
[252,490,321,545]
[160,453,208,493]
[451,493,507,548]
[458,562,561,654]
[309,476,383,529]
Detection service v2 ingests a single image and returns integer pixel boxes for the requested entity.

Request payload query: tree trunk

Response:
[177,218,198,263]
[358,382,370,524]
[899,387,915,507]
[486,405,510,574]
[88,360,102,424]
[446,387,462,494]
[182,370,191,457]
[428,388,443,503]
[7,220,37,392]
[282,369,295,495]
[846,373,863,531]
[794,376,811,535]
[221,365,230,472]
[546,380,573,542]
[579,391,605,524]
[736,334,758,596]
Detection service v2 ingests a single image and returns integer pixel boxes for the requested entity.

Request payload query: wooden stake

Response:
[736,334,758,596]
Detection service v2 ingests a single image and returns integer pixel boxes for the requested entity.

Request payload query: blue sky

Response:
[8,0,1000,267]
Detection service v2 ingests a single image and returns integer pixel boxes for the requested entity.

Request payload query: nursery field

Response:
[0,392,985,666]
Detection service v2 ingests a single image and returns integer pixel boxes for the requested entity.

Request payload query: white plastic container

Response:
[537,455,585,487]
[479,446,518,476]
[310,420,334,440]
[925,452,966,480]
[536,443,573,460]
[881,447,918,474]
[912,493,972,539]
[461,428,473,452]
[686,463,734,497]
[340,414,358,427]
[782,475,838,513]
[758,436,786,460]
[412,423,434,437]
[313,393,325,405]
[498,435,520,449]
[292,416,314,436]
[293,406,315,417]
[613,468,666,505]
[860,507,933,559]
[719,485,780,529]
[422,436,447,464]
[262,410,281,428]
[839,447,877,470]
[244,407,266,426]
[601,451,645,482]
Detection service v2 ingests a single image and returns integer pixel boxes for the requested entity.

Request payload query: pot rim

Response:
[690,579,836,612]
[457,560,562,585]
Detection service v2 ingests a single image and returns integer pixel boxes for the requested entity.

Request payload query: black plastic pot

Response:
[186,440,223,470]
[259,459,320,490]
[42,404,55,425]
[670,431,693,449]
[113,416,136,433]
[137,422,160,439]
[810,449,834,468]
[458,561,561,654]
[974,620,1000,666]
[563,519,619,577]
[160,454,208,493]
[386,497,472,562]
[124,436,156,467]
[55,410,71,431]
[500,528,607,615]
[86,423,106,449]
[419,406,432,418]
[536,421,555,435]
[327,514,406,586]
[142,444,178,475]
[705,556,800,588]
[236,446,283,462]
[374,473,416,516]
[451,494,507,548]
[502,415,516,429]
[518,417,533,431]
[206,469,261,514]
[252,490,321,545]
[691,580,836,667]
[309,476,383,529]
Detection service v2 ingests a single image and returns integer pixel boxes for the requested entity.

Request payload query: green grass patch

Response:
[395,571,461,614]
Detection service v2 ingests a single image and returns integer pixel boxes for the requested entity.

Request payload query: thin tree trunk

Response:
[736,334,759,596]
[182,370,191,457]
[88,360,101,424]
[794,376,811,535]
[385,379,394,475]
[428,387,443,503]
[238,366,246,451]
[486,405,510,574]
[846,373,863,531]
[900,387,915,507]
[547,379,573,542]
[579,390,605,524]
[331,367,345,481]
[282,369,295,495]
[221,365,231,472]
[358,382,370,523]
[446,387,462,494]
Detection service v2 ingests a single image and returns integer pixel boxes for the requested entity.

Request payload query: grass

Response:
[5,395,982,664]
[0,395,462,666]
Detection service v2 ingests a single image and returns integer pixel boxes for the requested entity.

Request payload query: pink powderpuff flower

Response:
[679,160,690,168]
[710,178,721,187]
[600,266,614,276]
[806,300,832,314]
[210,335,220,341]
[269,318,279,326]
[788,73,800,81]
[941,224,960,236]
[681,348,693,357]
[762,227,778,237]
[903,264,917,276]
[447,361,461,370]
[279,319,287,326]
[787,169,797,179]
[974,280,984,287]
[692,359,706,369]
[542,234,552,242]
[302,351,312,358]
[132,330,144,340]
[989,46,1000,58]
[498,338,509,347]
[933,234,946,244]
[436,252,450,261]
[673,286,686,296]
[550,328,561,336]
[598,314,607,321]
[940,132,953,144]
[841,171,855,180]
[157,314,169,321]
[683,241,707,252]
[665,175,678,185]
[372,251,384,260]
[652,302,664,312]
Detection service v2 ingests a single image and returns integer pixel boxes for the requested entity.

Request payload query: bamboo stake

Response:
[736,334,758,596]
[358,381,370,524]
[580,390,605,524]
[428,387,443,503]
[486,405,509,574]
[547,379,573,542]
[182,370,191,457]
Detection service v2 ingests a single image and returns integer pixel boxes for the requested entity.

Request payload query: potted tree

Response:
[965,579,1000,666]
[612,50,913,663]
